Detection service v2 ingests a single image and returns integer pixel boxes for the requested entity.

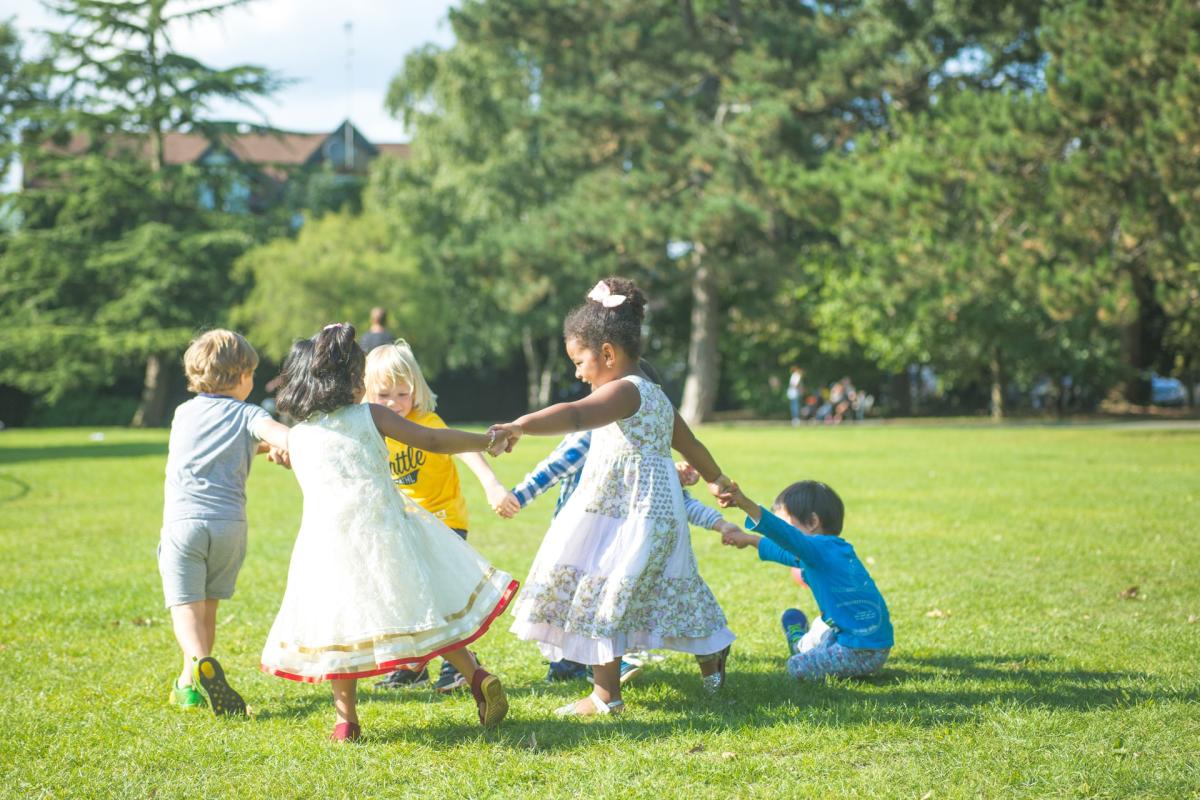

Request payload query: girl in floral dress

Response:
[493,278,736,716]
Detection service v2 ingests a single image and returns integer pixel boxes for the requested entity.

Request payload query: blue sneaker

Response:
[583,657,642,685]
[781,608,809,655]
[545,659,589,683]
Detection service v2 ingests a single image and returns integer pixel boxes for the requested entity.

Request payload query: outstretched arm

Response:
[457,451,510,507]
[369,404,501,455]
[670,411,729,489]
[494,379,640,448]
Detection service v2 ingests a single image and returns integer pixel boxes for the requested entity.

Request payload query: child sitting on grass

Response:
[159,329,291,715]
[718,480,893,680]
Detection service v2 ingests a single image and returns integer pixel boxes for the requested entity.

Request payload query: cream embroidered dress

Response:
[510,375,734,665]
[261,403,517,682]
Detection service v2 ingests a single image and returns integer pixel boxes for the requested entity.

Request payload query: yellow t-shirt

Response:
[384,410,469,531]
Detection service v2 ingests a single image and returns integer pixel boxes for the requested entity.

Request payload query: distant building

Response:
[24,119,408,214]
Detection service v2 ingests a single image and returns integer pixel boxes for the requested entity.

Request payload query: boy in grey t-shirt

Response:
[159,329,290,715]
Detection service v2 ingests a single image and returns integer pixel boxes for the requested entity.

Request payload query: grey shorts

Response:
[158,518,248,608]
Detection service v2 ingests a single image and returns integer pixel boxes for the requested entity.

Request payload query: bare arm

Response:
[253,419,291,453]
[457,451,510,506]
[670,411,722,482]
[369,404,496,455]
[501,379,641,440]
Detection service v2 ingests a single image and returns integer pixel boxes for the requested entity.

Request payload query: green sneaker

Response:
[193,656,246,717]
[169,680,206,709]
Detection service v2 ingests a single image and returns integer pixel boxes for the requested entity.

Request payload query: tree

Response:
[1039,0,1200,402]
[231,207,440,366]
[381,0,1049,421]
[2,0,282,425]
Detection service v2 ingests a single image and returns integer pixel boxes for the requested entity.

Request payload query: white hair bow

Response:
[587,281,627,308]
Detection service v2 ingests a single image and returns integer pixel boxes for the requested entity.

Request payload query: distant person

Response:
[717,479,893,681]
[358,307,393,353]
[159,330,291,716]
[787,366,805,426]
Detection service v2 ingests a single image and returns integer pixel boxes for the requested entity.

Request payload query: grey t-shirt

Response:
[163,394,271,523]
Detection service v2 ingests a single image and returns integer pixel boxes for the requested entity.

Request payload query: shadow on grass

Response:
[0,441,167,465]
[284,651,1196,749]
[0,473,30,502]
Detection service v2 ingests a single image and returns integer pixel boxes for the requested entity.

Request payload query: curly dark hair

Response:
[275,323,366,420]
[563,277,647,359]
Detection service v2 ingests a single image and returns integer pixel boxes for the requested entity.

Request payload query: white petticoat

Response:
[260,404,517,682]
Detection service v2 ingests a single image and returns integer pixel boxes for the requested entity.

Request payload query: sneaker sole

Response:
[476,674,508,727]
[619,664,642,685]
[194,657,246,717]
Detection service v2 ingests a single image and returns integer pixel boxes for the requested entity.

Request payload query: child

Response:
[495,364,744,685]
[718,480,893,680]
[364,340,511,693]
[259,323,516,741]
[159,329,291,715]
[491,278,736,716]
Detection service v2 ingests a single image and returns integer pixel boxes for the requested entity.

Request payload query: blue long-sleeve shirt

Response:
[511,430,724,529]
[748,507,893,650]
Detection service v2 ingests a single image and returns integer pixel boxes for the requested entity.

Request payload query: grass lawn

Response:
[1,422,1198,799]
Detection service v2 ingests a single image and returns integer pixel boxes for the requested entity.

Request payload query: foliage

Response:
[0,0,282,418]
[231,207,440,366]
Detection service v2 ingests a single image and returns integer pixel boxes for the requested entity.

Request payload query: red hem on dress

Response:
[260,579,519,684]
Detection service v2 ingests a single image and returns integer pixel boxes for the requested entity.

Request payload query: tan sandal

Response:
[554,690,624,717]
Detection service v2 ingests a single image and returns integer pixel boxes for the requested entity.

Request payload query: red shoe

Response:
[469,669,508,727]
[330,722,361,742]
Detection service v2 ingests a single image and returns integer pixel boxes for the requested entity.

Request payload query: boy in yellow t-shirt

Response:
[364,340,509,693]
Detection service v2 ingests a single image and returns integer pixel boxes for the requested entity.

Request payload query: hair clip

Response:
[323,322,346,331]
[587,281,627,308]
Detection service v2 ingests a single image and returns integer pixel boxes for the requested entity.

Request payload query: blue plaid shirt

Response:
[511,431,724,529]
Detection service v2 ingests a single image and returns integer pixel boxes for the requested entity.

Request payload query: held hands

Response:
[675,461,701,486]
[484,483,511,510]
[487,423,523,455]
[267,447,292,470]
[707,474,738,506]
[718,524,760,550]
[493,491,521,519]
[485,427,512,457]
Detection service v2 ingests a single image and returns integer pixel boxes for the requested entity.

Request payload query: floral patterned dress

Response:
[509,375,734,665]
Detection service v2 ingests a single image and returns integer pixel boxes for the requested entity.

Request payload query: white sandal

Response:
[554,690,624,717]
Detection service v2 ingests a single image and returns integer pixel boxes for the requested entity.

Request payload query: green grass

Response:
[1,422,1198,799]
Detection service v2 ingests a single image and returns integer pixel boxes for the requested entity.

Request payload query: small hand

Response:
[494,492,521,519]
[486,428,510,457]
[717,524,758,549]
[675,461,700,486]
[267,447,292,470]
[707,474,739,507]
[484,483,510,509]
[489,423,523,454]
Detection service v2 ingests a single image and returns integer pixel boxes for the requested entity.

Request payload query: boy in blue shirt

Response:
[719,479,892,680]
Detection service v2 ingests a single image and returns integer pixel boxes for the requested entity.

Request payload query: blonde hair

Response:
[364,339,437,413]
[183,329,259,393]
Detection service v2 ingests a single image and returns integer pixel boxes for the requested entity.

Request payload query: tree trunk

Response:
[1122,266,1165,405]
[537,335,556,408]
[989,352,1004,422]
[521,327,557,411]
[131,352,169,428]
[680,246,719,425]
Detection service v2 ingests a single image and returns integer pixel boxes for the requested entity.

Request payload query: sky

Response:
[3,0,458,188]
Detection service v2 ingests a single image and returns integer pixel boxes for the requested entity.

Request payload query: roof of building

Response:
[43,123,406,167]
